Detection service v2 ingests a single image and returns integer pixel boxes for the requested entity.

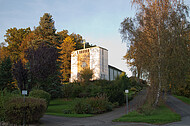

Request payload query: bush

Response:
[174,84,190,98]
[4,97,46,125]
[72,84,84,97]
[88,95,112,114]
[61,83,83,98]
[74,98,92,114]
[78,68,93,84]
[74,95,112,114]
[103,83,125,105]
[0,89,21,122]
[85,84,102,97]
[29,89,51,106]
[61,83,74,98]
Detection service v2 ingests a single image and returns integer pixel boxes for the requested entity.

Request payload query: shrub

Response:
[74,98,91,114]
[78,68,93,83]
[103,83,125,105]
[74,95,112,114]
[88,94,112,114]
[61,83,84,98]
[92,79,111,86]
[61,83,74,98]
[174,84,190,98]
[85,84,102,97]
[72,84,84,97]
[0,89,21,122]
[4,97,46,125]
[29,89,51,106]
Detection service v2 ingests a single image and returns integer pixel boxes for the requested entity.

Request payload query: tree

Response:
[25,44,62,97]
[4,27,31,61]
[34,13,59,47]
[0,43,9,60]
[79,68,93,84]
[25,44,59,82]
[0,57,14,91]
[120,0,190,105]
[12,59,28,91]
[57,36,76,82]
[70,33,83,50]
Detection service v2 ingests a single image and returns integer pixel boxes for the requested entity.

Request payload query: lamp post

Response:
[125,90,129,115]
[22,90,27,126]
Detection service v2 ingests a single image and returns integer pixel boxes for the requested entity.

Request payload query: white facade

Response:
[70,46,109,82]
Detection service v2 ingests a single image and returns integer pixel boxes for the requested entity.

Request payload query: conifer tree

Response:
[34,13,60,47]
[57,36,75,82]
[0,57,14,91]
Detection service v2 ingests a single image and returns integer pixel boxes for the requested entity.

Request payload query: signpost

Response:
[125,90,129,115]
[22,90,27,126]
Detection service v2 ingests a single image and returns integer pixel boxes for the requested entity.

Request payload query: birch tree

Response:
[121,0,190,105]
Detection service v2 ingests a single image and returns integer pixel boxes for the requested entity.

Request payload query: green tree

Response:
[120,0,190,105]
[0,57,14,91]
[79,68,94,84]
[34,13,60,47]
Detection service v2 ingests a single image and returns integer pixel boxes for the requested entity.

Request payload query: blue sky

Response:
[1,0,190,77]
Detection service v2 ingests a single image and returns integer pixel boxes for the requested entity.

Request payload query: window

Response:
[101,74,105,79]
[102,49,104,72]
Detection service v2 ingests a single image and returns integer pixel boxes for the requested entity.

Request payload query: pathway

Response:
[39,89,154,126]
[163,95,190,126]
[35,91,190,126]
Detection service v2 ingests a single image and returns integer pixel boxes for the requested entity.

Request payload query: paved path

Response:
[39,91,190,126]
[39,89,154,126]
[163,95,190,126]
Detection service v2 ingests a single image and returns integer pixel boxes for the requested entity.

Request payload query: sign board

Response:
[125,90,129,93]
[22,90,27,95]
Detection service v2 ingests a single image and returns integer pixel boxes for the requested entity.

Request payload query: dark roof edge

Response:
[108,65,124,72]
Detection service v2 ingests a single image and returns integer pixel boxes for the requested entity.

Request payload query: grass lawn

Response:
[46,98,93,117]
[113,104,181,124]
[173,95,190,105]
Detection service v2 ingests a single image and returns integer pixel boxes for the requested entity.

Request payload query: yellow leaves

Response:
[58,36,76,82]
[58,36,76,53]
[0,47,9,60]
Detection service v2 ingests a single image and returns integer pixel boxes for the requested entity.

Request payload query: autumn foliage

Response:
[0,13,93,96]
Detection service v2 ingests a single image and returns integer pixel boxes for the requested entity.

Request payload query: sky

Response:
[1,0,190,77]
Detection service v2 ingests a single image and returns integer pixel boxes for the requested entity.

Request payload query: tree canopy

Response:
[120,0,190,105]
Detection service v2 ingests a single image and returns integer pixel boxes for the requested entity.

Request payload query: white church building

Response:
[70,46,123,82]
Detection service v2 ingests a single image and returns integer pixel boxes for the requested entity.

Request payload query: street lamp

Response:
[125,90,129,115]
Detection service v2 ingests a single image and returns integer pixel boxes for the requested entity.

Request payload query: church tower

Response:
[70,46,108,82]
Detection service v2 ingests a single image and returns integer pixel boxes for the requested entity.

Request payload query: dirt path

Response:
[39,89,154,126]
[163,95,190,126]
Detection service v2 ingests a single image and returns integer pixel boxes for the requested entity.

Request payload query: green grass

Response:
[113,104,181,124]
[46,98,93,117]
[173,95,190,105]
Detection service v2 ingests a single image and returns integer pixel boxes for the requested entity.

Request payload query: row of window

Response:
[109,68,122,81]
[77,49,90,54]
